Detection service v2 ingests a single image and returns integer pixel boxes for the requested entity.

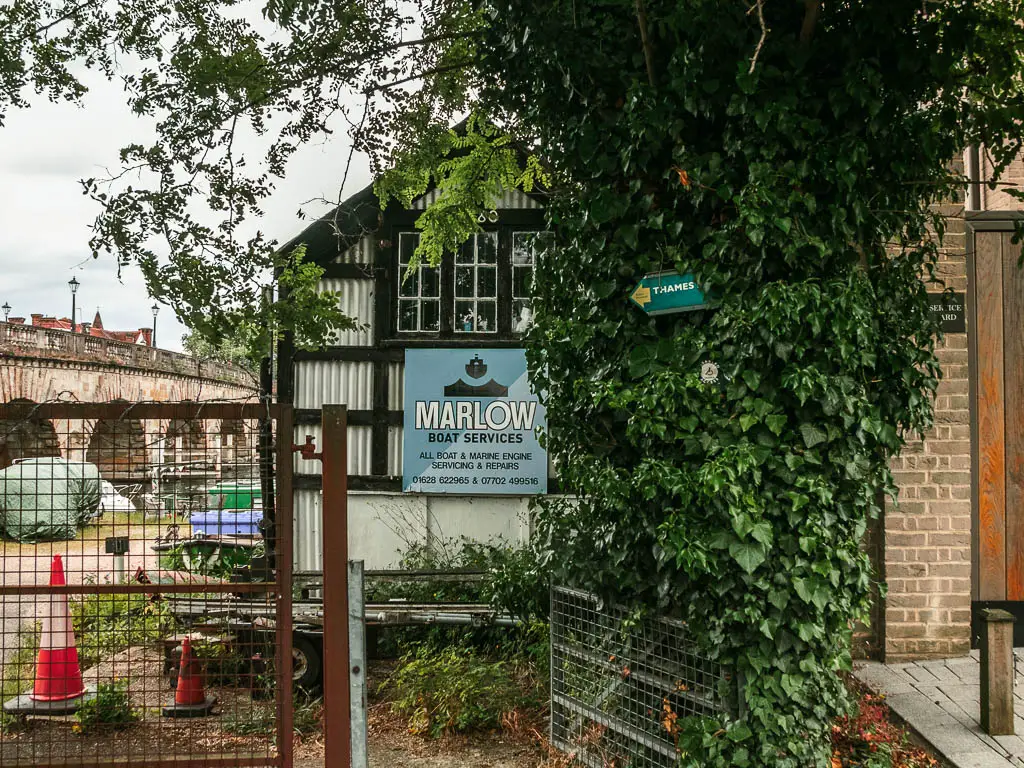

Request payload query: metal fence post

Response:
[321,405,351,768]
[981,608,1016,736]
[349,560,368,768]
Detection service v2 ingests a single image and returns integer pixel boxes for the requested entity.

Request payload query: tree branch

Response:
[800,0,821,45]
[367,61,473,93]
[748,0,768,74]
[635,0,656,87]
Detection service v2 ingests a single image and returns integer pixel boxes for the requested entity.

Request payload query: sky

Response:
[0,67,373,352]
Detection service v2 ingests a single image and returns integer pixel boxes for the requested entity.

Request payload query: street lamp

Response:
[151,303,159,348]
[2,303,10,322]
[68,277,80,333]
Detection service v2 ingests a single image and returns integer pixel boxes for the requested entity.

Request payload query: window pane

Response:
[513,266,533,298]
[456,242,474,263]
[400,232,419,263]
[399,300,418,331]
[512,234,535,265]
[476,301,496,332]
[477,266,497,298]
[399,268,419,297]
[456,267,475,298]
[456,301,475,332]
[477,232,497,264]
[422,300,440,331]
[422,266,440,297]
[513,299,534,333]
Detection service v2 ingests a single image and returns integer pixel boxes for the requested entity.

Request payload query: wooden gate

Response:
[971,220,1024,643]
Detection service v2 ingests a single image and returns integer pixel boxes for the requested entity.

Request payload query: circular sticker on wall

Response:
[699,361,720,384]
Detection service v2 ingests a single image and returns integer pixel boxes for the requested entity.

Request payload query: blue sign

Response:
[403,349,547,494]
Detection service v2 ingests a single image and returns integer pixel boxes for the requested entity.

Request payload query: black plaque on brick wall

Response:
[929,291,967,334]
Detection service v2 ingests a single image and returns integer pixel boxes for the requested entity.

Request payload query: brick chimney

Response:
[30,314,43,326]
[8,317,25,325]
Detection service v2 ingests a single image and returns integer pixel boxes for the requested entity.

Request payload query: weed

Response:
[0,711,25,735]
[70,592,179,668]
[73,681,139,734]
[384,645,532,738]
[0,625,39,701]
[367,536,551,660]
[221,692,322,738]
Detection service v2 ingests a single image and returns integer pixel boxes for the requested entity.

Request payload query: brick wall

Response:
[980,150,1024,212]
[882,199,973,661]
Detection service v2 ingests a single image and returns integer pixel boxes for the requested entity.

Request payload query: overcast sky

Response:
[0,69,372,352]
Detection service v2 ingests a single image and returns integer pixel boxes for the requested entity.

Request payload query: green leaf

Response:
[729,540,766,574]
[628,345,657,378]
[766,414,787,435]
[799,423,828,449]
[727,722,753,742]
[750,521,773,547]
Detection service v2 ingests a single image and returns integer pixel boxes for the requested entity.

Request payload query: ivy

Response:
[475,2,1024,766]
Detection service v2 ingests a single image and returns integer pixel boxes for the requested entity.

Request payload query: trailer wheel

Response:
[292,634,322,692]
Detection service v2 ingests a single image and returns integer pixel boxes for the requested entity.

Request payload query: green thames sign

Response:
[629,270,708,316]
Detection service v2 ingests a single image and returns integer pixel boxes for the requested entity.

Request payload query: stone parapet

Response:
[0,322,255,389]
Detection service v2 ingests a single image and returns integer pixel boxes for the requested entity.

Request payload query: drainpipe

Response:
[967,145,982,212]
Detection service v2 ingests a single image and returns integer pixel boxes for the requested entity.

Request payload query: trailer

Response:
[160,569,519,691]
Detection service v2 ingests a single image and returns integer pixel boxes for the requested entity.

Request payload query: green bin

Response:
[207,481,262,511]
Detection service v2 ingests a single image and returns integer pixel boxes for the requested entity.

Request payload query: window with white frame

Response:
[455,232,498,333]
[397,232,441,332]
[394,227,550,336]
[511,231,551,334]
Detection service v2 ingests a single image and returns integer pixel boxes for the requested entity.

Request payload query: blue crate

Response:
[189,510,262,537]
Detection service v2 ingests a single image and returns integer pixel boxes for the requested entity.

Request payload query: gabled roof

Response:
[278,122,548,268]
[278,180,383,268]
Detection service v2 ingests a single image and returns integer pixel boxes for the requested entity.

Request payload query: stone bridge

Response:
[0,321,260,482]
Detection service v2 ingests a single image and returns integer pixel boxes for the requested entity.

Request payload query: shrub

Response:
[73,681,139,733]
[366,536,550,658]
[385,646,525,738]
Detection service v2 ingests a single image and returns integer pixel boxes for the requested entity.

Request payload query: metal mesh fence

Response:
[0,400,294,768]
[550,586,735,768]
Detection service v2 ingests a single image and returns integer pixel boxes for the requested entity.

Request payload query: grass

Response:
[0,510,162,558]
[77,511,153,543]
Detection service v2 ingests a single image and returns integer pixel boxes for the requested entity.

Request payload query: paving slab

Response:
[856,658,1022,768]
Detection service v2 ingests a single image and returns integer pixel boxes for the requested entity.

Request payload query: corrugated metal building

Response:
[277,181,551,570]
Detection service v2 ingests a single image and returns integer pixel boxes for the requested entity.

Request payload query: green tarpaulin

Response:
[0,458,101,541]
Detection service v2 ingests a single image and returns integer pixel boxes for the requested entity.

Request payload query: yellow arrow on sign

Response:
[631,285,651,307]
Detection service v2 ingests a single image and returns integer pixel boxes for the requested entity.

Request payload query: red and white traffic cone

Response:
[162,636,216,717]
[4,554,95,715]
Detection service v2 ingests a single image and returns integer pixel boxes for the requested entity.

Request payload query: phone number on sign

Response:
[411,476,540,486]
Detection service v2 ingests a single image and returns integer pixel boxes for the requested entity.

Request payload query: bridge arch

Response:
[164,416,208,466]
[0,398,62,469]
[86,401,148,481]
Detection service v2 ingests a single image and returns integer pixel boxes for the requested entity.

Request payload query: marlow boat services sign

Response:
[630,270,709,316]
[403,349,547,494]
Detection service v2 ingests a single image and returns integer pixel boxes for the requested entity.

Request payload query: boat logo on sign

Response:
[443,355,509,397]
